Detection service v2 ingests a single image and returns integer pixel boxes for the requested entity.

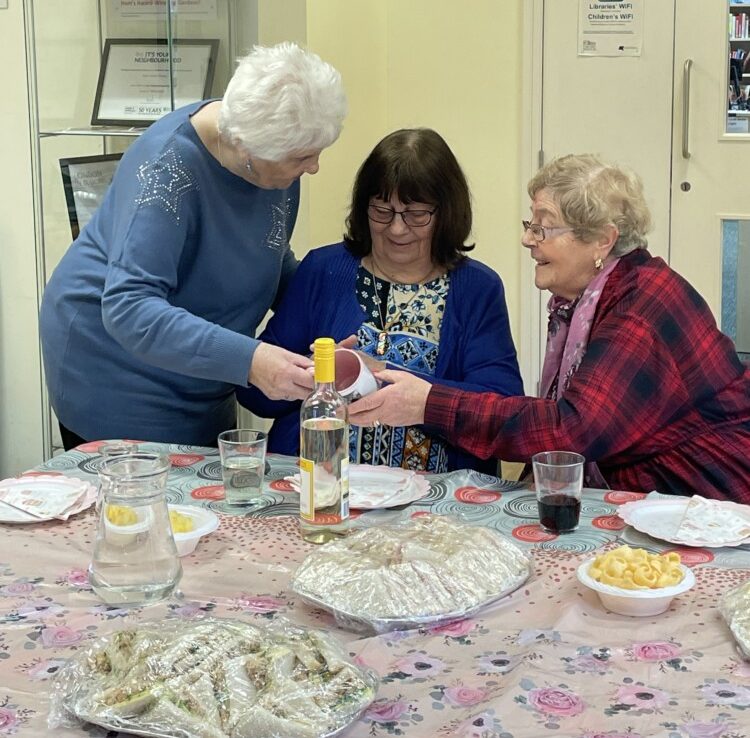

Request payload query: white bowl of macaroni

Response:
[576,545,695,616]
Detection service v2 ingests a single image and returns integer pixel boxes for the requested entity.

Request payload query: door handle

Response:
[682,58,693,159]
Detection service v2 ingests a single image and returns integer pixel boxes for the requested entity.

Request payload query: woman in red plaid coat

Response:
[348,154,750,503]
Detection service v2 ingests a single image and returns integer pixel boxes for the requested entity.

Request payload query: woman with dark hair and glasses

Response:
[237,128,523,473]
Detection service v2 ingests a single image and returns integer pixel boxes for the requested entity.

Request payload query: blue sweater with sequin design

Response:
[40,101,300,445]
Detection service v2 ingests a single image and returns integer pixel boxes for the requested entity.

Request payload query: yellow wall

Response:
[0,1,45,475]
[0,0,525,474]
[303,0,524,341]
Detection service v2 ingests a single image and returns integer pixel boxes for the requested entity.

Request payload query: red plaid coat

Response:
[425,250,750,502]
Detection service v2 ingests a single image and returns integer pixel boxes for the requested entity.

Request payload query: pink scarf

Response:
[538,258,620,487]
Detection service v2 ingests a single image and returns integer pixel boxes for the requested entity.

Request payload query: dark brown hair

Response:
[344,128,474,268]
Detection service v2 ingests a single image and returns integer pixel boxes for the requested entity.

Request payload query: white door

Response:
[671,0,750,357]
[533,0,750,377]
[539,0,675,262]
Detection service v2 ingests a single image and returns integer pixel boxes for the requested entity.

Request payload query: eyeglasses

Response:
[368,204,437,228]
[522,220,574,242]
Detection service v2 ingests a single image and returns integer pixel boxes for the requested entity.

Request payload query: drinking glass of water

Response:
[217,429,267,507]
[532,451,585,534]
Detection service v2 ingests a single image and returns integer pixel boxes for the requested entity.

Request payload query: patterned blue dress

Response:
[353,265,450,472]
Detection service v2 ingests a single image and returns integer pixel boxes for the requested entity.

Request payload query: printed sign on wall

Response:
[579,0,644,57]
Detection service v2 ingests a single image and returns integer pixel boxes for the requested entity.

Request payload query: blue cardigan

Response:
[237,242,523,473]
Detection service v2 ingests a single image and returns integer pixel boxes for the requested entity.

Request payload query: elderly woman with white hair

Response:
[40,43,346,449]
[349,154,750,503]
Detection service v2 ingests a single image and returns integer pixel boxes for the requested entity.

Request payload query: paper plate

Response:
[285,464,430,509]
[0,475,97,523]
[617,497,750,547]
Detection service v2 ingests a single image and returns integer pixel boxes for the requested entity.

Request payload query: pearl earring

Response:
[245,160,253,175]
[595,256,604,270]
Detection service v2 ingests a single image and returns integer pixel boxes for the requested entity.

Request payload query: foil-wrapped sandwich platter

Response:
[51,618,378,738]
[292,514,532,634]
[721,579,750,660]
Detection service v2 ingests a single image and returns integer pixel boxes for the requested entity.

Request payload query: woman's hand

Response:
[310,334,386,373]
[348,370,431,427]
[248,343,314,401]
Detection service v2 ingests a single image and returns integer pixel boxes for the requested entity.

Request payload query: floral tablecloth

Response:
[0,441,748,738]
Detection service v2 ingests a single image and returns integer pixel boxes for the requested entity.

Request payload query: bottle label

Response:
[340,457,350,519]
[299,457,315,521]
[298,456,349,525]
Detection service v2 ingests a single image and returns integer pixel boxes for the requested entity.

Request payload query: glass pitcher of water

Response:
[89,452,181,605]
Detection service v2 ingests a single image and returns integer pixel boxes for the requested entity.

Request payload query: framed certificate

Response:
[59,154,122,239]
[91,38,219,127]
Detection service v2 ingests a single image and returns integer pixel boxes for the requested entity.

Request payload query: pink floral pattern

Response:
[0,582,35,597]
[231,594,286,614]
[0,446,748,737]
[562,647,612,675]
[59,568,91,589]
[439,709,506,737]
[16,600,63,620]
[610,682,672,714]
[24,658,68,682]
[0,707,18,734]
[362,695,423,733]
[39,625,84,648]
[528,687,585,717]
[700,679,750,708]
[428,619,476,638]
[0,698,33,735]
[731,660,750,679]
[475,651,518,674]
[631,641,681,662]
[680,720,733,738]
[443,686,488,707]
[365,699,409,722]
[391,652,447,679]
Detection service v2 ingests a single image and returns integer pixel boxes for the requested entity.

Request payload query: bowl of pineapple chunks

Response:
[168,505,219,556]
[104,503,218,556]
[576,544,695,616]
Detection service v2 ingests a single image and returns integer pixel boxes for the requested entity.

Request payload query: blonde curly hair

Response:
[528,154,652,255]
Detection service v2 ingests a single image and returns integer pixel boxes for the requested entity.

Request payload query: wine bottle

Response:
[299,337,350,543]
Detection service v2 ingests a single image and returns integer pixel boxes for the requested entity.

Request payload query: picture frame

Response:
[91,38,219,127]
[59,154,123,240]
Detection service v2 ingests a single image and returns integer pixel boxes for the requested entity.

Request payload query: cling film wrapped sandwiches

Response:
[291,513,532,634]
[721,577,750,660]
[49,617,378,738]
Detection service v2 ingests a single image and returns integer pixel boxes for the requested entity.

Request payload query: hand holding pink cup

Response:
[334,349,379,400]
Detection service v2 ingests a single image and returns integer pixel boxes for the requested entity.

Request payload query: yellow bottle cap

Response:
[313,337,335,384]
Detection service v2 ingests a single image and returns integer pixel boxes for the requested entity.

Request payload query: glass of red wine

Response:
[532,451,585,534]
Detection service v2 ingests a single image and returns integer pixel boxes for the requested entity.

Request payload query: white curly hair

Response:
[218,42,347,161]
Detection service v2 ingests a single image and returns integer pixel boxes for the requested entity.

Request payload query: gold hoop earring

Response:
[595,256,604,271]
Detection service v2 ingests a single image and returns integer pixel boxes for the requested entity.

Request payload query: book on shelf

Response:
[731,12,750,40]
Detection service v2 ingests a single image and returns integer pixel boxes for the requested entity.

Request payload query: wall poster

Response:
[578,0,644,57]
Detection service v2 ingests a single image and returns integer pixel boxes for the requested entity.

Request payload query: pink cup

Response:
[334,349,379,400]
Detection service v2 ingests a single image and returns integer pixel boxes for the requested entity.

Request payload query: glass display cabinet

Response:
[23,0,257,454]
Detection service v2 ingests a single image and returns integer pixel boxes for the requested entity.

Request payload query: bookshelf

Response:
[729,3,750,113]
